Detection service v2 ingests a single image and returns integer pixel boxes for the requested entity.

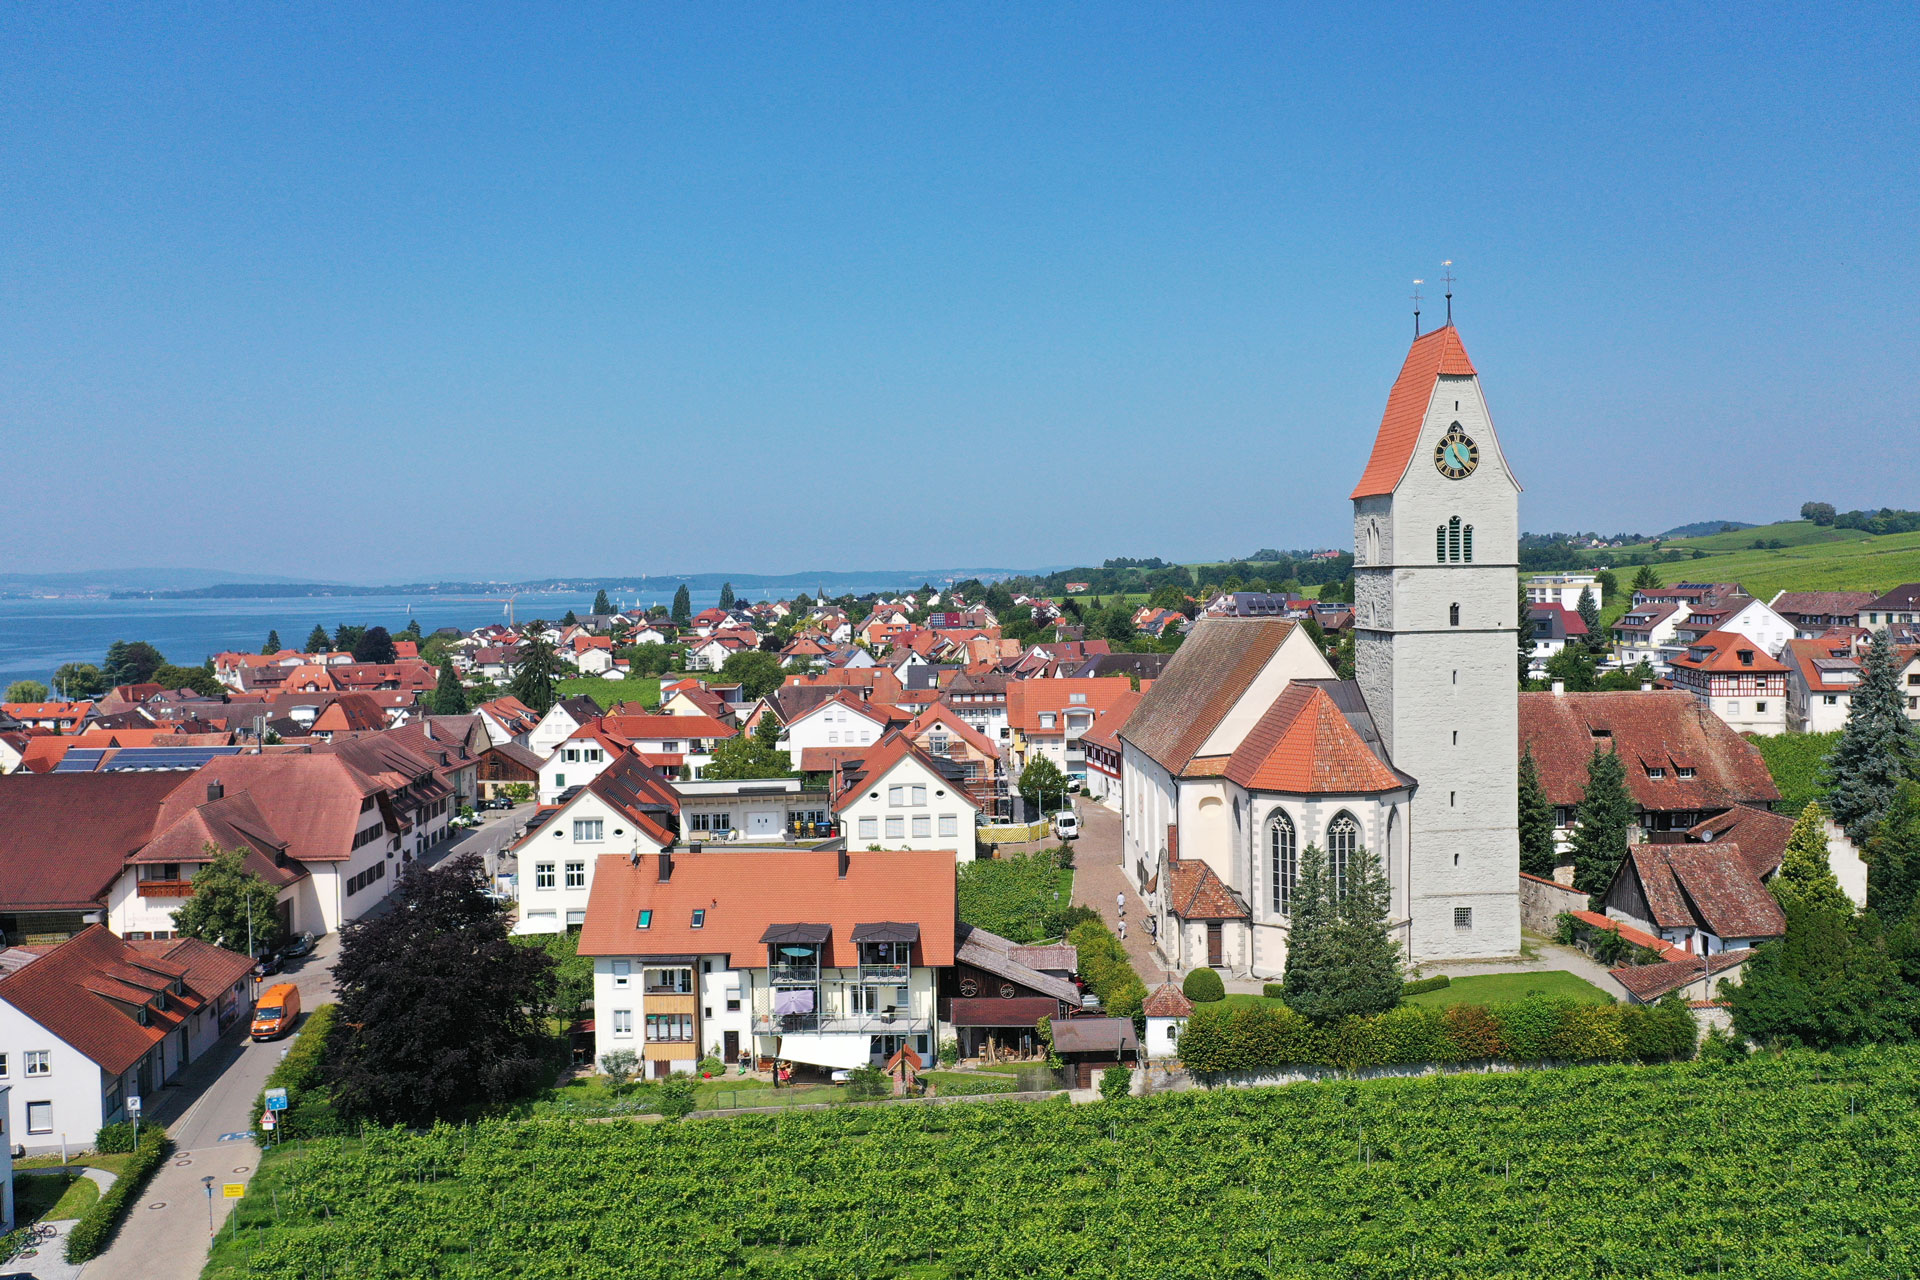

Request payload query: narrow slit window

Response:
[1436,525,1446,562]
[1448,516,1462,563]
[1450,603,1461,627]
[1463,524,1474,563]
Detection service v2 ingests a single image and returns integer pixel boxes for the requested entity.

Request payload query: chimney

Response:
[1551,681,1566,696]
[1641,681,1653,692]
[207,780,224,803]
[656,851,673,882]
[838,849,850,879]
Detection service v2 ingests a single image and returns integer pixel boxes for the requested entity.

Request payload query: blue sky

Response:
[4,5,1915,582]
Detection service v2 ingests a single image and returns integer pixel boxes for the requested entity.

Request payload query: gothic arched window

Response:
[1269,813,1297,917]
[1463,523,1474,563]
[1450,603,1460,627]
[1327,811,1360,899]
[1436,525,1446,562]
[1447,516,1462,563]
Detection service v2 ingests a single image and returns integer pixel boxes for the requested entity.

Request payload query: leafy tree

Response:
[1335,629,1355,682]
[262,629,281,654]
[1018,754,1070,816]
[1518,747,1558,878]
[1570,745,1636,897]
[326,852,554,1126]
[1544,645,1599,691]
[702,712,793,780]
[671,584,692,626]
[1575,586,1601,638]
[1147,585,1187,611]
[592,589,612,615]
[1727,898,1906,1049]
[1866,782,1920,924]
[598,1048,638,1090]
[1098,1065,1133,1101]
[150,664,223,697]
[172,846,282,956]
[1597,660,1658,691]
[656,1075,698,1118]
[1595,569,1618,601]
[429,660,470,716]
[1801,501,1837,526]
[353,626,398,665]
[5,679,50,703]
[1824,629,1918,844]
[53,663,107,699]
[332,624,366,653]
[1631,564,1661,592]
[508,635,562,714]
[1772,801,1853,915]
[304,624,332,653]
[103,640,166,686]
[718,582,735,610]
[717,650,785,701]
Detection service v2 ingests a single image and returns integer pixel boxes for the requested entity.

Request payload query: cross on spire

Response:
[1411,279,1424,338]
[1441,260,1455,325]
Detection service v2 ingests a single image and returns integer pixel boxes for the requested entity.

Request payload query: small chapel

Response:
[1120,322,1523,976]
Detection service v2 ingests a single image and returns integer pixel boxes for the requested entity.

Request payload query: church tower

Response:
[1350,324,1522,962]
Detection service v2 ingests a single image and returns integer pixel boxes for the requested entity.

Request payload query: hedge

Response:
[66,1125,169,1262]
[1068,920,1147,1028]
[1181,968,1226,1003]
[1401,975,1451,996]
[248,1003,343,1139]
[1177,993,1696,1076]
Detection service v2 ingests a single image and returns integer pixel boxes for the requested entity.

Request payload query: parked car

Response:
[1052,810,1079,841]
[480,796,516,811]
[251,982,301,1041]
[281,932,317,960]
[252,950,285,977]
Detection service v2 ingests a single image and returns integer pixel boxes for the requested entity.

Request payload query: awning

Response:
[760,922,832,945]
[776,1032,872,1071]
[850,921,920,944]
[951,996,1059,1027]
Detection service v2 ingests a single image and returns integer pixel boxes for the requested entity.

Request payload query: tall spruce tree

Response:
[671,584,692,626]
[1517,747,1559,878]
[508,635,561,714]
[1575,585,1601,640]
[1631,564,1661,592]
[1570,745,1636,897]
[592,589,612,615]
[1866,781,1920,924]
[718,582,736,609]
[403,617,423,639]
[1328,843,1403,1017]
[430,659,470,716]
[305,624,331,653]
[1772,801,1852,915]
[262,629,281,655]
[1825,629,1917,844]
[1279,843,1340,1019]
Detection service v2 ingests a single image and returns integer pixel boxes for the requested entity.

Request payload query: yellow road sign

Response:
[223,1183,246,1199]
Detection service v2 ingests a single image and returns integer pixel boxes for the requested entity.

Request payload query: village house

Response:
[536,724,632,804]
[473,695,542,746]
[1664,630,1790,735]
[476,741,543,803]
[1861,584,1920,629]
[1006,677,1140,787]
[0,927,253,1153]
[1659,594,1793,668]
[1526,603,1590,676]
[831,734,980,859]
[1612,600,1682,672]
[509,753,680,933]
[578,847,955,1076]
[600,713,738,778]
[1767,590,1877,638]
[1525,572,1602,611]
[1783,636,1863,733]
[940,926,1081,1062]
[941,669,1010,743]
[527,696,607,757]
[1601,842,1787,956]
[1078,689,1144,809]
[899,703,1004,817]
[778,691,894,760]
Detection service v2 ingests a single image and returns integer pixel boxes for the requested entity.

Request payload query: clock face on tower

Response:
[1433,423,1479,480]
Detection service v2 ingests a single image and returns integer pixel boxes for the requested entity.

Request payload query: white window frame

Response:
[573,819,604,844]
[535,862,556,890]
[612,960,631,988]
[565,861,586,889]
[938,814,958,838]
[885,816,905,840]
[858,817,878,840]
[612,1009,633,1037]
[26,1101,51,1134]
[24,1050,49,1078]
[911,814,931,839]
[888,785,904,807]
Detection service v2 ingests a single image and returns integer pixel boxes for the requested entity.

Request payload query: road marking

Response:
[218,1133,252,1142]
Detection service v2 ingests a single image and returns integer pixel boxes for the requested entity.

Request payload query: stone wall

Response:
[1519,871,1588,935]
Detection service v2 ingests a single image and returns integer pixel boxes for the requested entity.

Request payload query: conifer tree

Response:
[1279,843,1339,1019]
[305,624,331,654]
[671,584,692,626]
[1330,843,1402,1017]
[1570,745,1636,897]
[718,582,735,610]
[1631,564,1661,592]
[430,660,470,716]
[1575,585,1601,640]
[262,629,281,655]
[403,617,423,639]
[1517,746,1558,878]
[1824,629,1918,844]
[1866,781,1920,924]
[561,610,578,626]
[508,635,561,714]
[592,589,612,615]
[1771,801,1852,915]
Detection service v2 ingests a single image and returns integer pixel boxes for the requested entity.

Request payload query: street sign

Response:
[223,1184,245,1199]
[126,1095,142,1115]
[261,1114,275,1130]
[264,1087,289,1112]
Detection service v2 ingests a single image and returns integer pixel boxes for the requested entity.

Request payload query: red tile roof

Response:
[577,848,957,964]
[600,714,737,742]
[1224,683,1403,794]
[902,703,1001,759]
[0,771,189,908]
[1687,804,1795,878]
[1075,689,1144,753]
[1518,690,1779,811]
[1165,857,1249,920]
[1610,948,1752,1002]
[1351,325,1478,499]
[829,732,979,812]
[1624,842,1786,941]
[166,754,385,863]
[1142,981,1193,1018]
[1669,630,1790,675]
[1120,618,1299,774]
[132,789,307,888]
[1569,909,1689,962]
[1783,637,1862,693]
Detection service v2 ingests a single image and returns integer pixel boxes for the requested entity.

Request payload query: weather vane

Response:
[1441,260,1455,325]
[1411,278,1424,338]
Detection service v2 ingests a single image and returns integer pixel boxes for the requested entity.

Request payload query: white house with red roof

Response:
[528,696,608,758]
[1783,636,1863,733]
[1526,602,1589,677]
[537,724,633,804]
[832,734,981,860]
[778,692,892,761]
[509,754,680,934]
[1612,600,1683,672]
[1666,629,1789,735]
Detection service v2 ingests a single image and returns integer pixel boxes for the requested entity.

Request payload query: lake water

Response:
[0,589,701,685]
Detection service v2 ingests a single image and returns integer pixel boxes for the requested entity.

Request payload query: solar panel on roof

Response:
[100,746,243,771]
[52,749,108,772]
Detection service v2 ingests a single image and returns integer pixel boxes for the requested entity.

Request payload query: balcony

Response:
[137,881,195,899]
[858,963,911,985]
[749,982,932,1036]
[768,963,819,985]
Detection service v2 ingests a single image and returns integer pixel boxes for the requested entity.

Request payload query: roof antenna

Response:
[1411,278,1424,338]
[1441,260,1455,326]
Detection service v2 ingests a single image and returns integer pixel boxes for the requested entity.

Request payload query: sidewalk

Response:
[1067,800,1170,983]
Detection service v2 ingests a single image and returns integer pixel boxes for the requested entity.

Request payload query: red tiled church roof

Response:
[1224,684,1403,794]
[1351,325,1478,499]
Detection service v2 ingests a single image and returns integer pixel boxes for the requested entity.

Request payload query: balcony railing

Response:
[768,964,819,985]
[749,983,932,1036]
[137,881,195,899]
[858,963,911,984]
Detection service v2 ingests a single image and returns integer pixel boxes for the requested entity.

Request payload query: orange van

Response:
[251,983,301,1041]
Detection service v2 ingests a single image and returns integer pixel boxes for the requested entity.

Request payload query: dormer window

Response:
[1676,767,1696,780]
[1738,650,1755,666]
[1647,767,1666,780]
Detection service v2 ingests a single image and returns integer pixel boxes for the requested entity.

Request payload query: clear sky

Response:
[4,5,1915,583]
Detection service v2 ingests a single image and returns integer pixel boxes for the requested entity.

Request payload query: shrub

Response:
[1099,1065,1132,1100]
[1623,992,1699,1062]
[958,851,1068,943]
[1262,983,1285,999]
[1401,975,1451,997]
[250,1003,341,1139]
[599,1049,638,1088]
[656,1076,697,1120]
[1554,912,1579,945]
[1181,968,1226,1003]
[938,1038,961,1067]
[94,1120,137,1153]
[1069,919,1149,1034]
[1175,1002,1233,1074]
[1552,1001,1629,1061]
[1698,1022,1749,1065]
[845,1065,890,1101]
[67,1125,169,1261]
[697,1056,725,1077]
[1493,997,1566,1062]
[1442,1005,1506,1060]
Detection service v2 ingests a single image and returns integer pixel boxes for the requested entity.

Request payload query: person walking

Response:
[1117,917,1127,941]
[1116,891,1126,918]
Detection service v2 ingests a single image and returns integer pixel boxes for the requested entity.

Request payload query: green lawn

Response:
[534,1072,849,1116]
[14,1168,97,1222]
[1571,524,1920,598]
[1403,971,1614,1007]
[555,675,661,712]
[16,1150,137,1177]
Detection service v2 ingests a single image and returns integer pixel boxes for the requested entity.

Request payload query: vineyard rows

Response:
[207,1047,1920,1279]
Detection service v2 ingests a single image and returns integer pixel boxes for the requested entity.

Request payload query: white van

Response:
[1052,810,1079,841]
